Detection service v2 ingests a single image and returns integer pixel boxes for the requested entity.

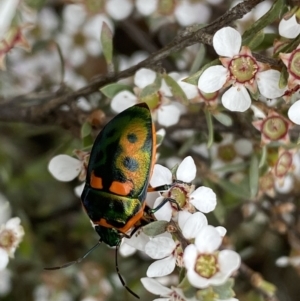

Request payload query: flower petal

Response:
[119,243,136,257]
[198,65,228,93]
[157,104,181,127]
[150,165,172,188]
[0,249,9,270]
[222,85,251,112]
[48,155,81,182]
[218,250,241,276]
[110,90,137,113]
[0,193,11,225]
[177,211,192,230]
[182,212,208,239]
[279,14,300,39]
[134,68,156,88]
[213,27,241,57]
[176,156,196,182]
[140,277,172,296]
[190,186,217,213]
[195,225,222,253]
[257,69,285,99]
[183,244,198,270]
[106,0,133,20]
[215,226,227,237]
[153,196,173,222]
[145,237,175,259]
[136,0,158,16]
[124,231,150,252]
[146,256,176,277]
[288,100,300,125]
[186,269,210,289]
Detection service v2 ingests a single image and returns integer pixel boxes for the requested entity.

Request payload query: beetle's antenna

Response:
[115,245,140,299]
[44,240,102,270]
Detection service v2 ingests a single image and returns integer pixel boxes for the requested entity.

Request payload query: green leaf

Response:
[156,129,165,147]
[163,74,188,105]
[213,112,233,127]
[249,154,259,198]
[190,44,206,74]
[256,279,277,297]
[213,278,235,300]
[100,83,132,99]
[81,122,92,138]
[183,58,220,86]
[143,221,168,236]
[101,22,113,66]
[252,33,277,51]
[178,135,196,156]
[218,179,250,199]
[204,109,214,148]
[139,74,163,108]
[54,42,65,83]
[259,145,267,168]
[81,122,93,148]
[247,30,265,50]
[242,0,285,45]
[279,66,288,89]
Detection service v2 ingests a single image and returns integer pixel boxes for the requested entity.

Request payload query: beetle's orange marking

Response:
[96,202,146,233]
[109,180,133,196]
[90,171,103,189]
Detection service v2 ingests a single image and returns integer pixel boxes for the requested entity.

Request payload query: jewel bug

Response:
[45,103,176,298]
[81,102,156,248]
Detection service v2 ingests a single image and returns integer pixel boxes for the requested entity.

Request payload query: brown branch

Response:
[0,0,268,126]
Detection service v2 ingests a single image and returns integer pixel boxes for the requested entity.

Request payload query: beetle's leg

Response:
[115,245,139,299]
[147,197,180,214]
[147,184,172,192]
[44,240,102,270]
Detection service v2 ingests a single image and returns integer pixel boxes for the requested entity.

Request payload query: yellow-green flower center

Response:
[158,0,176,15]
[169,187,186,208]
[0,230,14,249]
[275,151,293,177]
[195,254,218,278]
[229,55,258,83]
[218,144,236,162]
[262,117,288,141]
[85,0,105,13]
[289,50,300,78]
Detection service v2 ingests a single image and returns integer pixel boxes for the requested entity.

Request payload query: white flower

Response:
[198,27,284,112]
[120,230,150,257]
[150,156,217,221]
[48,154,83,182]
[0,217,24,265]
[0,193,11,226]
[279,14,300,39]
[145,211,211,278]
[141,277,198,301]
[111,90,138,113]
[0,268,11,295]
[288,99,300,124]
[145,233,179,277]
[276,255,300,267]
[184,226,241,288]
[178,211,208,239]
[106,0,133,20]
[174,0,211,26]
[0,0,19,40]
[136,0,157,16]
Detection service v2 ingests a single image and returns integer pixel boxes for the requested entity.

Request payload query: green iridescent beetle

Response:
[81,102,156,247]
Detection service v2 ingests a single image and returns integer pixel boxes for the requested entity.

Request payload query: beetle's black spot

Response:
[127,133,137,143]
[106,128,116,138]
[123,156,139,171]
